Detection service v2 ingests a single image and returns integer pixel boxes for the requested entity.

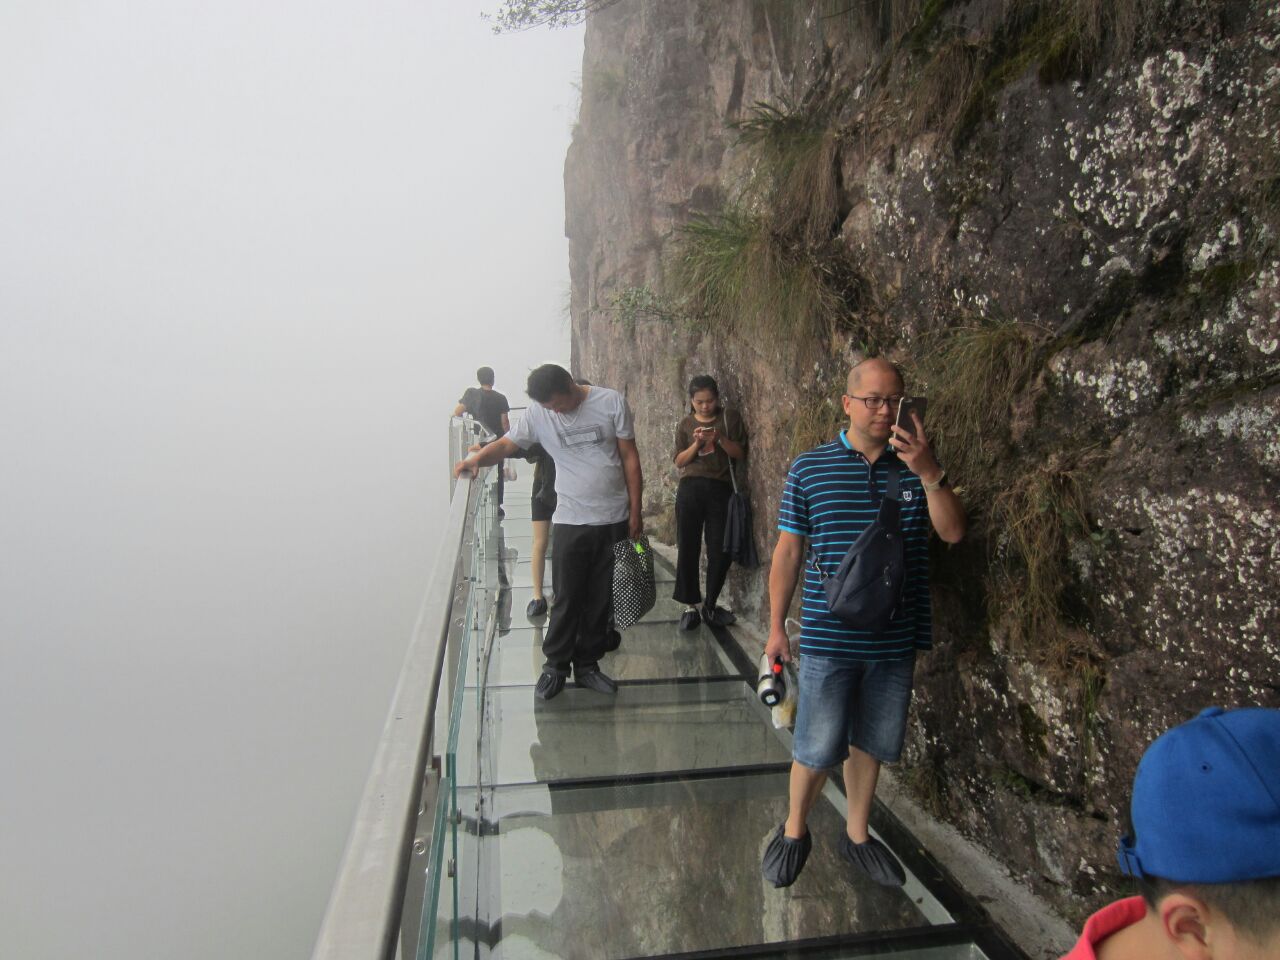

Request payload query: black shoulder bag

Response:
[806,458,906,632]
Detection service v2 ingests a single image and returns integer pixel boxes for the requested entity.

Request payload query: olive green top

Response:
[673,407,747,482]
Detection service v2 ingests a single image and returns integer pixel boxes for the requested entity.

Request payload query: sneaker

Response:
[526,597,548,618]
[573,667,618,694]
[761,823,811,888]
[702,604,736,626]
[603,628,622,652]
[534,670,566,701]
[679,608,701,631]
[838,834,906,887]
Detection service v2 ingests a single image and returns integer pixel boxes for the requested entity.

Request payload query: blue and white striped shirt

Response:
[778,431,933,661]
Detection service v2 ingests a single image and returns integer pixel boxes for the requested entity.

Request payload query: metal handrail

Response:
[311,471,481,960]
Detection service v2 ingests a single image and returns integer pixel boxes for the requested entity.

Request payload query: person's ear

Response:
[841,394,854,418]
[1159,894,1212,960]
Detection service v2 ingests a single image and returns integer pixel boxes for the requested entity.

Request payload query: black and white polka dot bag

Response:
[612,536,656,630]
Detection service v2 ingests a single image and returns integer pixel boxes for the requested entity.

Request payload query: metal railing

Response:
[314,408,527,960]
[312,424,490,960]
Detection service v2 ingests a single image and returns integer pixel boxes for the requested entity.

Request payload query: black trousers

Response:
[673,476,733,608]
[543,519,628,673]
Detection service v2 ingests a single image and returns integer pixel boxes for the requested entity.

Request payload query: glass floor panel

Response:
[440,483,1012,960]
[476,775,936,960]
[473,621,739,687]
[455,679,790,787]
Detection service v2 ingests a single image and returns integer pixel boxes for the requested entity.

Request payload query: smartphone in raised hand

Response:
[895,397,928,439]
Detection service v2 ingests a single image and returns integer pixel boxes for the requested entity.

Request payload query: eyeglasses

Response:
[846,394,904,411]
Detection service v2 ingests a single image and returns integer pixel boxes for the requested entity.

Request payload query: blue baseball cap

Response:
[1117,706,1280,884]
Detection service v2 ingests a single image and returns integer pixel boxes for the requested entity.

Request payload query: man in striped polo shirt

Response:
[761,358,966,889]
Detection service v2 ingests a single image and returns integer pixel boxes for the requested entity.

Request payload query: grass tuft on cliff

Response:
[609,284,678,334]
[990,459,1097,668]
[915,319,1039,499]
[670,207,852,345]
[973,0,1154,107]
[789,375,849,458]
[731,91,844,246]
[903,36,985,142]
[871,0,1158,149]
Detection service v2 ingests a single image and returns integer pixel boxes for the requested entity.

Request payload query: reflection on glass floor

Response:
[481,775,928,959]
[441,473,1008,960]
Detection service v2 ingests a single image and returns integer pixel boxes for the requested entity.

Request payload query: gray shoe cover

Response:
[761,823,811,888]
[839,834,906,886]
[534,670,566,701]
[573,668,618,694]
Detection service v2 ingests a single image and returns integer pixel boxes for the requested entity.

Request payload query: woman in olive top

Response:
[672,375,748,630]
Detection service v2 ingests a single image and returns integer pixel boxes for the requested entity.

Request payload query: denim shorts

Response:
[792,654,916,768]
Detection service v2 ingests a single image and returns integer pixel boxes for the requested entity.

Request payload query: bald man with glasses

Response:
[761,358,965,890]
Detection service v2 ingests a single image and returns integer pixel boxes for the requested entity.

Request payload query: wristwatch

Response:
[923,470,948,492]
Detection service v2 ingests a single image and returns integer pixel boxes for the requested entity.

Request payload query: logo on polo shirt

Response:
[903,489,914,502]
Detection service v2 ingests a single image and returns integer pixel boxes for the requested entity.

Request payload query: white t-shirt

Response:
[507,386,634,525]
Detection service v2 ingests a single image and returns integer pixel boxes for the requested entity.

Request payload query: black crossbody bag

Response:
[806,458,906,632]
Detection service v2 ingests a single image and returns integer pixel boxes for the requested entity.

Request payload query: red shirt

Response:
[1061,897,1147,960]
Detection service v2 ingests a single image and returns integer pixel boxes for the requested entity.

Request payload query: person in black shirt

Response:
[454,366,510,437]
[454,366,511,509]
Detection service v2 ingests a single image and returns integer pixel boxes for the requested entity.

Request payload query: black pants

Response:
[673,476,733,608]
[543,520,628,673]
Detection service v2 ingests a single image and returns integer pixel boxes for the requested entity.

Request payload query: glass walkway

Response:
[313,421,1026,960]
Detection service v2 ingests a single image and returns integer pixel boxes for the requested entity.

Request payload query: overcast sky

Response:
[0,3,583,957]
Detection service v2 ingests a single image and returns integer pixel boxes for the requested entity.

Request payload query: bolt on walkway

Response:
[412,469,1024,960]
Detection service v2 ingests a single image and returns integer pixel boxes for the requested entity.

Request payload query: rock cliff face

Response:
[564,0,1279,920]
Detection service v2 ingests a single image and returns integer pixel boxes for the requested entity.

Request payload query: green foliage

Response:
[991,764,1040,800]
[730,90,845,245]
[915,319,1039,500]
[1078,662,1105,784]
[856,0,1157,149]
[670,207,856,346]
[609,285,677,334]
[902,36,985,142]
[990,460,1095,666]
[950,0,1154,139]
[915,321,1109,669]
[902,0,954,51]
[585,63,625,101]
[484,0,622,32]
[789,377,848,458]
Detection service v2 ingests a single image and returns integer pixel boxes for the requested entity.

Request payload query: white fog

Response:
[0,3,582,957]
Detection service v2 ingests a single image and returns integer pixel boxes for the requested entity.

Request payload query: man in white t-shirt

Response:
[453,364,644,700]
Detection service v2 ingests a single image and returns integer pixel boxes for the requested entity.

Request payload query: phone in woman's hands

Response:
[694,425,716,454]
